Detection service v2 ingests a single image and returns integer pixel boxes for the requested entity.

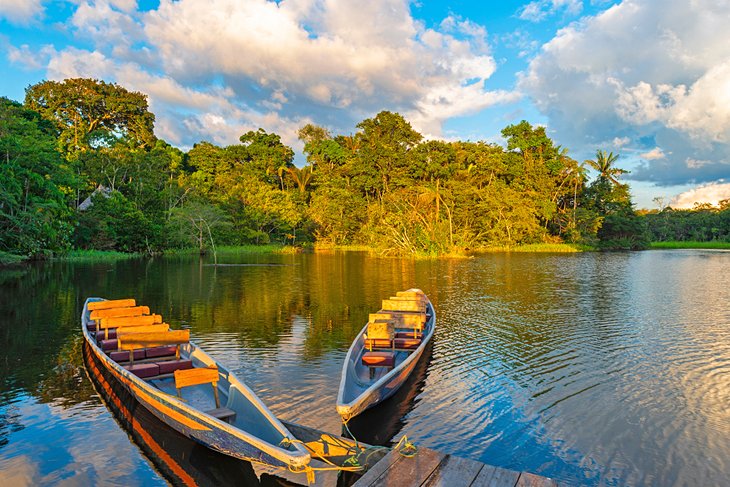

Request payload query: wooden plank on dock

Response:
[515,472,559,487]
[471,464,521,487]
[352,449,405,486]
[370,447,445,487]
[423,454,484,486]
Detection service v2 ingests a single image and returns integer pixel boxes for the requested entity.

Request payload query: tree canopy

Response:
[5,77,725,260]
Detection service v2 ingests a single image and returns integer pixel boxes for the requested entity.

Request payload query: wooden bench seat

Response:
[88,299,136,311]
[206,407,236,421]
[90,306,150,320]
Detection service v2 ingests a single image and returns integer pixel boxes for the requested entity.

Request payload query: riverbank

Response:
[650,241,730,249]
[0,251,25,265]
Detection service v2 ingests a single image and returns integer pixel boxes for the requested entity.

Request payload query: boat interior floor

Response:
[150,376,235,422]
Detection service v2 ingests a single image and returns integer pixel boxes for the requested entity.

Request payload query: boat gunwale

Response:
[81,297,310,468]
[336,291,436,416]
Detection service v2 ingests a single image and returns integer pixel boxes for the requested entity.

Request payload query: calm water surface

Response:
[0,250,728,486]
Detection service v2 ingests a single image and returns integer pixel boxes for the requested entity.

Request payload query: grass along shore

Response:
[650,241,730,249]
[5,241,726,266]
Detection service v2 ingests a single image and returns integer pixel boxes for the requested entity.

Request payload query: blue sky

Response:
[1,0,729,208]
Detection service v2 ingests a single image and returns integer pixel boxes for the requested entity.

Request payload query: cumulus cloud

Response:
[15,0,511,149]
[7,44,55,70]
[640,147,665,160]
[518,0,583,22]
[670,181,730,209]
[45,47,311,149]
[520,0,730,186]
[0,0,43,25]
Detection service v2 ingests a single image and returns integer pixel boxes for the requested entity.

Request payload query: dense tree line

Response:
[5,78,721,259]
[644,203,730,242]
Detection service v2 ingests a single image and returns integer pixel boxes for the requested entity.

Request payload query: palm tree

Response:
[285,166,313,194]
[584,150,628,185]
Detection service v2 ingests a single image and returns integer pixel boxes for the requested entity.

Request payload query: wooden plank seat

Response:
[118,330,192,379]
[97,314,163,339]
[174,366,235,422]
[125,363,160,378]
[362,351,395,367]
[87,299,136,311]
[108,346,180,364]
[98,323,169,342]
[394,337,421,349]
[90,305,150,321]
[371,312,426,327]
[395,330,423,339]
[207,407,236,421]
[381,298,426,313]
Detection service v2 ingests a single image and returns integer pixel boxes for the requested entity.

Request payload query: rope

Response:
[265,418,419,485]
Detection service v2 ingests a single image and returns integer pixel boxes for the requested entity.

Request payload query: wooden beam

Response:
[90,306,150,320]
[423,455,484,487]
[174,366,218,389]
[87,299,136,311]
[382,299,426,313]
[471,464,521,487]
[370,447,445,486]
[351,449,404,486]
[99,314,162,329]
[118,329,190,350]
[116,323,170,336]
[396,290,424,299]
[515,472,559,487]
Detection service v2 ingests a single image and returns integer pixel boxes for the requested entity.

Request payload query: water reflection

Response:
[1,250,729,486]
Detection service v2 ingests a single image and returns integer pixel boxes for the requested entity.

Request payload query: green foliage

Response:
[167,200,233,250]
[0,97,75,256]
[24,78,155,157]
[75,191,159,252]
[645,205,730,242]
[597,211,650,250]
[4,77,675,258]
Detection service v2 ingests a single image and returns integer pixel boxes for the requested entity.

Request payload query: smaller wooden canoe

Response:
[336,289,436,421]
[82,297,310,470]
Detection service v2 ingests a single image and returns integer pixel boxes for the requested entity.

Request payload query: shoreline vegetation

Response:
[649,241,730,250]
[2,78,728,262]
[4,242,730,267]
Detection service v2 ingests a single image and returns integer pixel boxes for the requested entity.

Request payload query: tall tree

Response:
[24,78,156,157]
[0,98,75,256]
[584,150,627,185]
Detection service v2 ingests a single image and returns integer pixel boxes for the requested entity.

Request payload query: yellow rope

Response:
[263,419,420,485]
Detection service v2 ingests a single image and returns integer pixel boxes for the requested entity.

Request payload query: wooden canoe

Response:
[336,289,436,421]
[81,297,310,470]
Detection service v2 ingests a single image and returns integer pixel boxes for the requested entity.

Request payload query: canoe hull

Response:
[82,298,309,469]
[336,291,436,421]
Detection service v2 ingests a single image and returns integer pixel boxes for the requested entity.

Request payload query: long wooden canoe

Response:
[336,289,436,421]
[82,297,310,470]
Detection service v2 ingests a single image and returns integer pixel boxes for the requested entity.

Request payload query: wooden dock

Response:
[271,420,558,486]
[352,446,559,487]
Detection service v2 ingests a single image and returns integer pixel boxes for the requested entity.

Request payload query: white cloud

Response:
[640,147,665,160]
[45,47,310,149]
[0,0,43,25]
[21,0,511,148]
[521,0,730,186]
[670,181,730,209]
[7,44,55,70]
[612,136,630,148]
[518,0,583,22]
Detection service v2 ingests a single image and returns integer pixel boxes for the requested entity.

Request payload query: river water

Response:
[0,250,728,486]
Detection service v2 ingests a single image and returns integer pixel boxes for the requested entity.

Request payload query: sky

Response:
[1,0,729,209]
